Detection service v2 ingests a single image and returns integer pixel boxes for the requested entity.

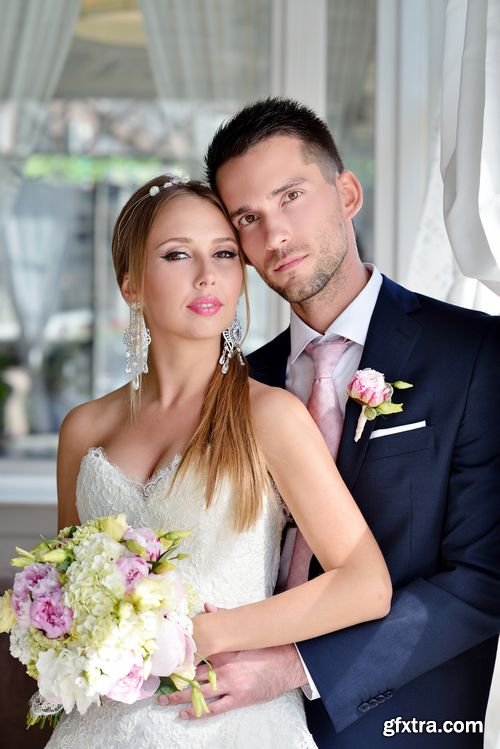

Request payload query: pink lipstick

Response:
[187,296,223,316]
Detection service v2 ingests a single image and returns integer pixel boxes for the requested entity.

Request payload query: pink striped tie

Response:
[286,337,351,588]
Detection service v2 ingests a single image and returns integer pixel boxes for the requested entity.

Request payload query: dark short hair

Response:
[205,97,344,190]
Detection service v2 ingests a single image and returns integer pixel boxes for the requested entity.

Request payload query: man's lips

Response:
[272,255,307,272]
[187,296,223,316]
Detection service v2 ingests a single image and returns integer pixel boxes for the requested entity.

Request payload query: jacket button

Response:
[358,702,371,713]
[375,694,386,704]
[384,690,393,699]
[368,698,379,708]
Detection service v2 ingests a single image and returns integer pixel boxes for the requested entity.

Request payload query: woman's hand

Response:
[192,602,219,659]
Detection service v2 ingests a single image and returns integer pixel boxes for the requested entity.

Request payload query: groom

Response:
[166,98,500,746]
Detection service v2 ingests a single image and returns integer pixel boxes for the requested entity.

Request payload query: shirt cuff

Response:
[294,644,320,700]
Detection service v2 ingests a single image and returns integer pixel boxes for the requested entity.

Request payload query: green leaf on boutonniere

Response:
[391,381,413,389]
[376,401,404,415]
[364,407,377,420]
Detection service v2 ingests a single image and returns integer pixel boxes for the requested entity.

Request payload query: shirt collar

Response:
[289,264,383,365]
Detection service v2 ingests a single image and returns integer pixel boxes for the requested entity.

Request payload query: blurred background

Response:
[0,1,499,744]
[1,0,499,500]
[0,0,382,515]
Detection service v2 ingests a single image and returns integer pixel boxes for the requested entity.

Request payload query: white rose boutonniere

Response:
[347,368,413,442]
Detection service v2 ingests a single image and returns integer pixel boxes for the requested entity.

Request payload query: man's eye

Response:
[239,214,257,227]
[283,190,301,203]
[162,250,189,261]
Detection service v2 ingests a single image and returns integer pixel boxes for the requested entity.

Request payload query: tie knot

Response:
[305,337,350,378]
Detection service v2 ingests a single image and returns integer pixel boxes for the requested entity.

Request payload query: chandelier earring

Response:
[123,302,151,390]
[219,314,245,374]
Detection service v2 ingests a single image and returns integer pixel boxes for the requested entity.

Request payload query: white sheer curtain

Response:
[0,0,80,221]
[408,0,500,311]
[408,127,500,313]
[139,0,271,161]
[139,0,270,102]
[441,0,500,296]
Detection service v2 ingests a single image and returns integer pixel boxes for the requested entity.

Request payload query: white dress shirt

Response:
[286,264,383,700]
[287,265,383,408]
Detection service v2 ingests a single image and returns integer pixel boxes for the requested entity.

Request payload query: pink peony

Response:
[30,591,73,638]
[150,617,190,676]
[347,368,392,408]
[123,528,163,562]
[139,674,161,699]
[106,652,150,704]
[11,594,31,628]
[116,556,150,593]
[176,632,196,674]
[12,564,61,627]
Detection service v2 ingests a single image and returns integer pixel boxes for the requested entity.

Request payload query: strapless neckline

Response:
[83,447,182,497]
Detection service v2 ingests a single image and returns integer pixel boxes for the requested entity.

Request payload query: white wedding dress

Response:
[45,447,317,749]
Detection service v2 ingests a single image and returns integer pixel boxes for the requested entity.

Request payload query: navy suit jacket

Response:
[248,277,500,747]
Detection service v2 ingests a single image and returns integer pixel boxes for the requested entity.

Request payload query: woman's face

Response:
[138,195,243,342]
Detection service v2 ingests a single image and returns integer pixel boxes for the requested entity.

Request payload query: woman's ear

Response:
[121,273,134,305]
[336,171,363,220]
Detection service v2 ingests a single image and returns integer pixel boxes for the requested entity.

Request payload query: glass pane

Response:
[327,0,376,260]
[0,0,273,464]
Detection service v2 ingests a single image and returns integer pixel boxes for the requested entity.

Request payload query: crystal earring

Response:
[219,314,244,374]
[123,302,151,390]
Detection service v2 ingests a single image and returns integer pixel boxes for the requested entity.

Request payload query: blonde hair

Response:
[111,176,269,531]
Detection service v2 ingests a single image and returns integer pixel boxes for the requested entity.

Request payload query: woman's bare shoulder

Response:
[248,378,311,443]
[59,385,129,449]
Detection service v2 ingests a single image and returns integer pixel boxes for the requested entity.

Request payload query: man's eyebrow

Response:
[228,178,309,221]
[268,177,308,199]
[229,204,252,221]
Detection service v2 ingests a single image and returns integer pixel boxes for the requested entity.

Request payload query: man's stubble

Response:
[259,213,349,307]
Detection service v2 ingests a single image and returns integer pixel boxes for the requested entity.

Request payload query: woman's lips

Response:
[187,297,223,315]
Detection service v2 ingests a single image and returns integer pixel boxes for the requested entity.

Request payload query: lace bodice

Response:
[76,447,285,610]
[46,448,317,749]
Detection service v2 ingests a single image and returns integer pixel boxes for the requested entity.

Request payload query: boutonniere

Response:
[347,368,413,442]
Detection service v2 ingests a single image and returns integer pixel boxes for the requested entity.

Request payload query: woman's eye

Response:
[162,250,189,261]
[215,249,237,259]
[239,213,257,227]
[283,190,301,203]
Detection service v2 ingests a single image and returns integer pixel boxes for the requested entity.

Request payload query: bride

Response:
[46,176,391,748]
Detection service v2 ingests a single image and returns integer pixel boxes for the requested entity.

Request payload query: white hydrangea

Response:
[9,624,31,665]
[65,534,125,624]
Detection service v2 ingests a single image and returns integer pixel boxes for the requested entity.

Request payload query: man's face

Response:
[216,135,356,305]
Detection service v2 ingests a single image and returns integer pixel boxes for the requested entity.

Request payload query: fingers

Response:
[179,695,235,721]
[195,663,209,681]
[158,689,192,706]
[204,602,218,613]
[158,681,219,707]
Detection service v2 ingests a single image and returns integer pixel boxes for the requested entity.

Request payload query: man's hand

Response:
[158,642,308,720]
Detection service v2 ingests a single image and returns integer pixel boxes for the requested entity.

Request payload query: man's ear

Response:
[336,171,363,220]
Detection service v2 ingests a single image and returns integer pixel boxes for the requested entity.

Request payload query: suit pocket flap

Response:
[365,424,434,461]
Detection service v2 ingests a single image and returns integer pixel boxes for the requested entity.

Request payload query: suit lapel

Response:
[337,277,422,489]
[249,278,422,490]
[247,328,290,387]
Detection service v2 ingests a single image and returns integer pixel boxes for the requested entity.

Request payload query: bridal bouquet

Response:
[0,514,214,726]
